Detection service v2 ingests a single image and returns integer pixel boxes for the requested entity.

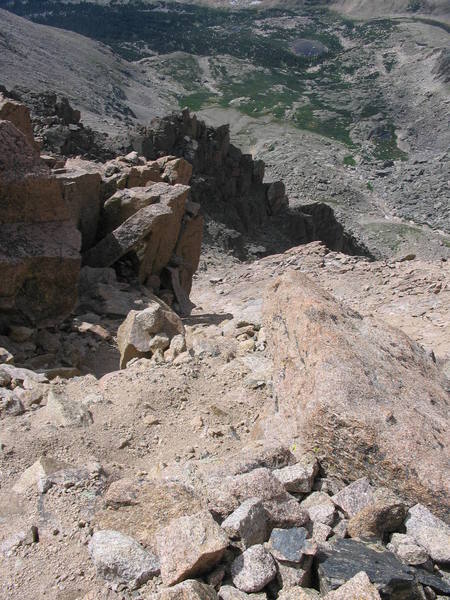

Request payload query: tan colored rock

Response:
[101,184,165,235]
[12,456,71,494]
[278,588,320,600]
[331,478,374,518]
[94,479,204,551]
[0,121,68,224]
[301,492,336,526]
[264,497,310,528]
[40,389,93,427]
[218,586,267,599]
[0,95,36,148]
[276,557,313,589]
[405,503,450,563]
[156,510,229,586]
[273,453,319,493]
[263,271,450,517]
[175,214,203,295]
[347,488,407,540]
[83,184,189,285]
[54,159,102,250]
[155,580,218,599]
[206,467,291,519]
[221,498,269,547]
[162,157,193,185]
[231,544,276,593]
[324,571,381,599]
[0,120,81,325]
[127,161,161,187]
[387,533,429,565]
[117,299,184,368]
[88,529,159,590]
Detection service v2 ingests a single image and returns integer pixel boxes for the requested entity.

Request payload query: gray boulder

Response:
[221,498,268,547]
[405,504,450,563]
[231,544,276,593]
[88,529,159,589]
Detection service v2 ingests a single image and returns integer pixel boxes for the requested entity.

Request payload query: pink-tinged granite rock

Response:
[156,510,229,586]
[263,271,449,518]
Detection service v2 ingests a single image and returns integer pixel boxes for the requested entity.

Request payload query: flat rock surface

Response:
[267,527,314,563]
[405,504,450,563]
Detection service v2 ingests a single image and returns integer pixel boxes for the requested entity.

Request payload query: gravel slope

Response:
[0,8,172,133]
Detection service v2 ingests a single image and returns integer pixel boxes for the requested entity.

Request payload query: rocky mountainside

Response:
[330,0,450,22]
[0,3,449,600]
[1,3,449,260]
[0,8,172,134]
[0,94,449,600]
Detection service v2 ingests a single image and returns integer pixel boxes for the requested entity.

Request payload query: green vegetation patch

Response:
[344,155,356,166]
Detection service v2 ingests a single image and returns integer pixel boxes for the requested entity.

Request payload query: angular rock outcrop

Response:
[0,93,36,148]
[54,158,102,251]
[0,119,81,326]
[83,183,188,270]
[135,110,288,240]
[263,271,450,518]
[156,510,229,586]
[83,180,201,313]
[117,298,184,368]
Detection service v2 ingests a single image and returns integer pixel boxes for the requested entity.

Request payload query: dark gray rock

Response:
[267,527,316,563]
[317,539,450,598]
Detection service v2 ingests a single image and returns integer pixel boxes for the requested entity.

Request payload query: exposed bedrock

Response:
[263,271,449,519]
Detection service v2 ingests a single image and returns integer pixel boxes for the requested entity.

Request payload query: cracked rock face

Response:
[263,271,449,517]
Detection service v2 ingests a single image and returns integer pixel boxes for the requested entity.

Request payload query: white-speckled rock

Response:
[88,529,159,589]
[231,545,276,593]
